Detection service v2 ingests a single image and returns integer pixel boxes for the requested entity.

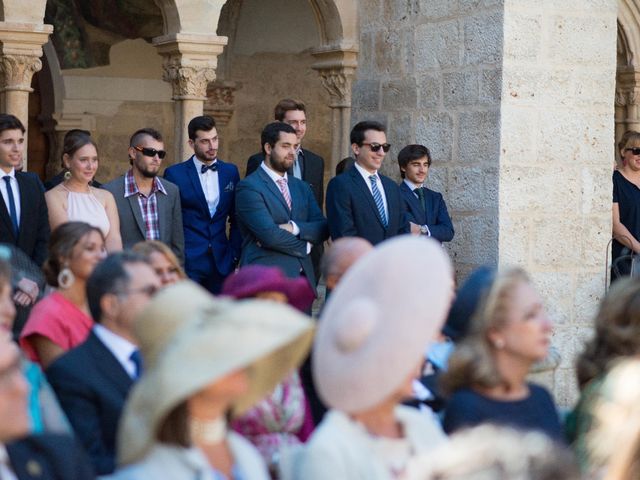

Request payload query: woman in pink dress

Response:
[221,265,316,476]
[20,221,107,367]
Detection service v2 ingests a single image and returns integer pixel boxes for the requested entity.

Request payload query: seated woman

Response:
[107,282,314,480]
[20,222,107,368]
[441,267,562,441]
[612,131,640,280]
[221,265,316,472]
[132,240,186,287]
[290,237,452,480]
[45,130,122,252]
[566,278,640,470]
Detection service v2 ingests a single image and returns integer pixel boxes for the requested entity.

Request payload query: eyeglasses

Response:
[134,146,167,159]
[362,142,391,153]
[626,147,640,156]
[119,285,159,298]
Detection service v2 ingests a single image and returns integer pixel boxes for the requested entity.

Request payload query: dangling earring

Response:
[57,263,75,289]
[63,170,72,181]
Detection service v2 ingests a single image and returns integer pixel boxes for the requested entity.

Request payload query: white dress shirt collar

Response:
[93,324,138,379]
[260,161,288,184]
[353,161,378,182]
[404,179,423,190]
[0,444,18,480]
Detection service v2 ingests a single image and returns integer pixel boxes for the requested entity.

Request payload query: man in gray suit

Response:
[104,128,184,263]
[236,122,328,292]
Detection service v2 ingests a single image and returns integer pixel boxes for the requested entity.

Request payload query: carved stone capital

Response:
[316,68,354,107]
[616,88,640,107]
[204,82,239,126]
[0,54,42,92]
[162,62,216,100]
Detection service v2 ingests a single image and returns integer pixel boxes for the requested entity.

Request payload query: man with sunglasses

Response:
[104,128,184,263]
[46,252,160,475]
[326,120,409,245]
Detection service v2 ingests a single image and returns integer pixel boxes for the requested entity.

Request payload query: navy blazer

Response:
[246,149,325,208]
[235,167,328,289]
[46,331,134,475]
[0,172,49,267]
[164,157,241,277]
[325,167,409,245]
[7,434,95,479]
[399,182,454,243]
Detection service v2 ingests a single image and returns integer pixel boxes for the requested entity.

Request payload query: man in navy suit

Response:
[326,120,409,245]
[0,114,49,312]
[397,144,454,244]
[164,115,241,293]
[46,252,160,475]
[0,333,95,479]
[236,122,328,290]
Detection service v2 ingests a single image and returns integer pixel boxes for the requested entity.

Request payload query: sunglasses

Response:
[362,142,391,153]
[134,146,167,159]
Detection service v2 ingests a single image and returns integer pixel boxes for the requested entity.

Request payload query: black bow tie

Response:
[201,162,218,174]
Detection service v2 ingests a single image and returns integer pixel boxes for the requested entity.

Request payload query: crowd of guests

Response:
[0,101,636,479]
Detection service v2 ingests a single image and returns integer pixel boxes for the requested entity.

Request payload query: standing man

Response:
[397,144,454,244]
[236,122,328,290]
[104,128,184,262]
[164,116,241,293]
[0,114,49,310]
[326,120,409,245]
[46,252,160,475]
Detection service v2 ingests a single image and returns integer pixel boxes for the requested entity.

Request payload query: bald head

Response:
[322,237,373,291]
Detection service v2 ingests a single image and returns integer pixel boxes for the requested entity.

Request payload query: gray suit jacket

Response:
[103,174,184,263]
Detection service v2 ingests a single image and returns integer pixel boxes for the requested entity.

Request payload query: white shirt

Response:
[260,162,311,254]
[353,162,388,216]
[0,444,18,480]
[93,324,138,379]
[0,168,20,226]
[192,156,220,217]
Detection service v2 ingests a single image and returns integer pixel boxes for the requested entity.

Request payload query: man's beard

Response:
[269,153,293,173]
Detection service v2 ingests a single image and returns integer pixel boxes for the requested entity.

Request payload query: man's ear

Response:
[100,293,120,321]
[264,143,272,156]
[351,143,359,157]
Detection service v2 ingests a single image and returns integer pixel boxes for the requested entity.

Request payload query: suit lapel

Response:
[0,180,14,240]
[289,178,304,220]
[15,174,32,242]
[185,159,210,217]
[155,183,169,239]
[126,194,146,239]
[400,182,424,222]
[257,167,291,214]
[87,332,134,396]
[381,176,398,227]
[349,168,385,228]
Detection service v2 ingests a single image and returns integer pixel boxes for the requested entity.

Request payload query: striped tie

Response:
[369,175,387,227]
[277,177,292,210]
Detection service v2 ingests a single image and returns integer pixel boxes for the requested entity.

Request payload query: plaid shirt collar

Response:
[124,169,167,198]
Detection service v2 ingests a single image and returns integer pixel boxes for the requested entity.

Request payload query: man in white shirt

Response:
[46,252,160,475]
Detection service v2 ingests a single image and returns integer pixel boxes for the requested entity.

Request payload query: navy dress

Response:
[443,383,563,441]
[612,170,640,279]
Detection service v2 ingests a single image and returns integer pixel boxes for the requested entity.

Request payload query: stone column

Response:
[204,81,239,155]
[312,48,358,175]
[153,33,227,164]
[0,22,52,170]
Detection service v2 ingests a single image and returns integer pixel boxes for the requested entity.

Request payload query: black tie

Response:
[3,176,18,238]
[414,187,426,211]
[201,162,218,174]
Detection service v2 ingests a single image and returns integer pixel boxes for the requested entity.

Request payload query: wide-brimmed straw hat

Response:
[118,288,314,465]
[221,265,315,311]
[313,236,453,413]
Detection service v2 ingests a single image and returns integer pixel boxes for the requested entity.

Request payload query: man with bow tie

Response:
[397,144,454,244]
[164,116,242,293]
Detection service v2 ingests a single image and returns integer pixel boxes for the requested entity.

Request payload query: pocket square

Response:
[224,182,235,192]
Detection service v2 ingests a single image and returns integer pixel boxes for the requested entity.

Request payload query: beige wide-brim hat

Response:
[118,295,314,466]
[313,236,453,413]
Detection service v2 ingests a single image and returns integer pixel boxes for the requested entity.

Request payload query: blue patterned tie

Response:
[3,176,18,238]
[369,175,388,227]
[130,349,143,379]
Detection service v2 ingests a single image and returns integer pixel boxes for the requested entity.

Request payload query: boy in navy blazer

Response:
[164,116,241,293]
[397,144,454,243]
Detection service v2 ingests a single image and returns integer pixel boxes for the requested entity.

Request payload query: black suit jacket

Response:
[246,149,325,207]
[326,167,409,245]
[399,182,454,243]
[46,331,134,475]
[0,172,49,267]
[7,434,95,479]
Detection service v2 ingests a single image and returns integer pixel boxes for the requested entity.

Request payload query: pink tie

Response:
[277,177,292,210]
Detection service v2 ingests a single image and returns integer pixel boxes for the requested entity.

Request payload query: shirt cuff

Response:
[423,225,431,237]
[289,221,300,236]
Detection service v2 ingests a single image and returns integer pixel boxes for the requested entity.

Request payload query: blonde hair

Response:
[440,267,531,395]
[131,241,185,279]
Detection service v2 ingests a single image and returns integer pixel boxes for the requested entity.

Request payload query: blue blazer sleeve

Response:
[235,181,308,258]
[227,167,242,260]
[295,182,329,245]
[325,176,358,240]
[427,191,454,243]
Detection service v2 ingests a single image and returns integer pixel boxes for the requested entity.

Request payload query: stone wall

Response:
[352,0,617,405]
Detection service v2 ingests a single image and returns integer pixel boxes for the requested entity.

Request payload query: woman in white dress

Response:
[45,130,122,252]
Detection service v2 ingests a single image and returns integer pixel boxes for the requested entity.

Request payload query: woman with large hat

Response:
[288,237,453,479]
[107,281,314,480]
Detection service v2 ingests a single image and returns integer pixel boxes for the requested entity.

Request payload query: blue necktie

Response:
[130,349,143,379]
[369,175,388,227]
[3,176,18,238]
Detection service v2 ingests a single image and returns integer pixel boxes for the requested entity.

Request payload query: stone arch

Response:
[153,0,227,36]
[616,0,640,145]
[309,0,358,49]
[0,0,46,23]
